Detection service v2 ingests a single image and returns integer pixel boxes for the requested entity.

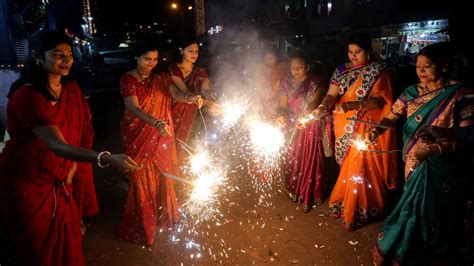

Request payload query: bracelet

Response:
[184,94,193,103]
[318,104,328,112]
[431,143,442,156]
[153,119,166,128]
[97,151,111,168]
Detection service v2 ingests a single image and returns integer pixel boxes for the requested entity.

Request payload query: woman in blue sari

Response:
[368,42,474,265]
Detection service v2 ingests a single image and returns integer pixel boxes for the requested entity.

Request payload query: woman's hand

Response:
[104,154,141,173]
[276,116,286,127]
[416,125,455,143]
[207,101,222,116]
[413,143,442,162]
[189,95,203,108]
[365,128,379,143]
[311,104,328,118]
[155,121,171,136]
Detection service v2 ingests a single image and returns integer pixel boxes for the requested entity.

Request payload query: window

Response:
[313,0,335,17]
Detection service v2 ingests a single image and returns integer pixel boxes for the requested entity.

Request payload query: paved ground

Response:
[81,90,384,266]
[1,89,472,266]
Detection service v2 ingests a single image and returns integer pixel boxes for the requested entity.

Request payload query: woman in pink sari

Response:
[276,54,330,212]
[118,39,202,246]
[0,29,138,266]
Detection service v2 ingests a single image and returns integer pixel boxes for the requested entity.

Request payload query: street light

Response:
[188,5,192,10]
[171,2,178,9]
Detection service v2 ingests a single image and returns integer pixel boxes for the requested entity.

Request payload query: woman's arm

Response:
[170,75,189,93]
[123,96,170,135]
[311,84,339,116]
[33,125,139,172]
[366,112,400,142]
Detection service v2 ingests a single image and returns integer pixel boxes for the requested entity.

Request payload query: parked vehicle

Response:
[99,49,130,68]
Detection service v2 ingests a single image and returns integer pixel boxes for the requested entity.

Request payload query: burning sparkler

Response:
[221,101,247,129]
[297,112,329,128]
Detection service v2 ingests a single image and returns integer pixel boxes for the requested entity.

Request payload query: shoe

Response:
[80,220,87,236]
[302,205,311,213]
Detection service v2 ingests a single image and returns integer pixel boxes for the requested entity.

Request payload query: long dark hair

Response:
[8,29,73,98]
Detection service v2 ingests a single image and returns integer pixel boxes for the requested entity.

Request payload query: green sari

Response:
[375,83,470,264]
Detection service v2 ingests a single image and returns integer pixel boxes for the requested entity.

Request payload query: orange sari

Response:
[328,62,399,231]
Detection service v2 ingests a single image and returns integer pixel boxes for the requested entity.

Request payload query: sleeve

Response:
[12,86,55,127]
[391,90,409,117]
[120,75,138,98]
[329,68,345,96]
[169,64,182,78]
[279,79,289,96]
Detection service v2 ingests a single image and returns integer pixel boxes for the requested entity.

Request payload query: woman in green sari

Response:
[368,42,474,265]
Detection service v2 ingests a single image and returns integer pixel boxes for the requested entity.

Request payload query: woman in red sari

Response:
[0,29,139,266]
[276,54,329,212]
[169,38,220,157]
[118,39,202,246]
[312,33,399,230]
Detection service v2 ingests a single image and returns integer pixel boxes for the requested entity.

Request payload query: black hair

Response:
[8,29,73,98]
[132,38,159,58]
[347,33,372,52]
[417,42,458,80]
[289,52,307,65]
[178,36,198,50]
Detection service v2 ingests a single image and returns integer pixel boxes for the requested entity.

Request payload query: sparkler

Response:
[351,135,370,151]
[297,112,330,128]
[346,117,394,129]
[221,101,246,129]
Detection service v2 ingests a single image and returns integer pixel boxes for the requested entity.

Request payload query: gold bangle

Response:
[318,104,328,112]
[432,143,442,155]
[97,151,111,168]
[153,119,166,128]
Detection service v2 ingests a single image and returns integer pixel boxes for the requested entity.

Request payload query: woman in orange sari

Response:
[118,39,202,246]
[0,29,139,266]
[312,33,399,230]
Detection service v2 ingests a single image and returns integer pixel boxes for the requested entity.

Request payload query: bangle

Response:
[184,94,193,103]
[318,104,328,112]
[431,143,442,156]
[97,151,111,168]
[153,119,166,128]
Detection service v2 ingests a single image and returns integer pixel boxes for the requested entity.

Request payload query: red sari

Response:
[169,64,209,150]
[0,81,97,266]
[118,73,180,246]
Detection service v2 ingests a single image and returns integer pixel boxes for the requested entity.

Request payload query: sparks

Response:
[352,135,369,151]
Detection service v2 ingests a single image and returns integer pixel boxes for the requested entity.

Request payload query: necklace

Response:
[136,68,150,79]
[179,64,193,77]
[47,82,62,100]
[289,78,304,97]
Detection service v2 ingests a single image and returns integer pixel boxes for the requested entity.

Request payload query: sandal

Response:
[80,220,87,236]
